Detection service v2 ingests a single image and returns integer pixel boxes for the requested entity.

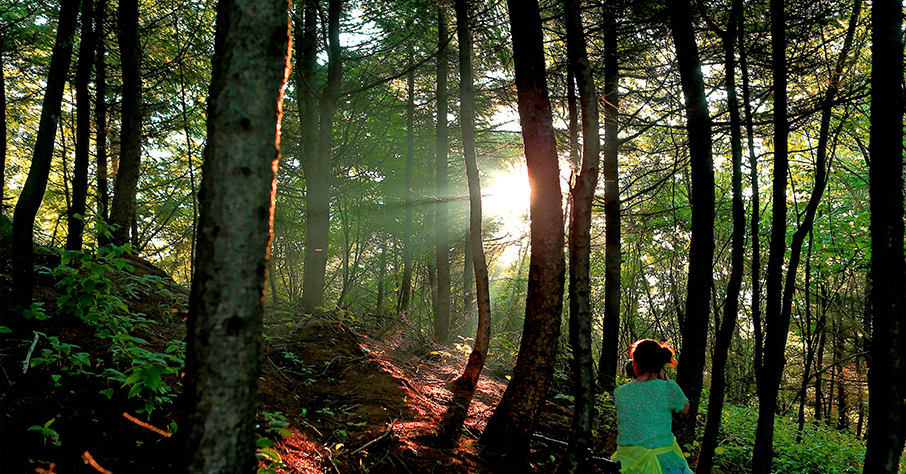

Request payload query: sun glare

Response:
[483,164,531,238]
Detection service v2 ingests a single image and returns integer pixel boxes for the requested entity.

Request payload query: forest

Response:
[0,0,904,472]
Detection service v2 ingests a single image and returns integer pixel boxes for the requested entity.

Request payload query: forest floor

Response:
[0,245,621,473]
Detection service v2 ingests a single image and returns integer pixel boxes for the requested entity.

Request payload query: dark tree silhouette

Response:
[10,0,79,311]
[862,0,906,468]
[109,0,142,246]
[66,0,95,251]
[480,0,565,459]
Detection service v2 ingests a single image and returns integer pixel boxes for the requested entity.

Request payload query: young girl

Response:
[611,339,693,474]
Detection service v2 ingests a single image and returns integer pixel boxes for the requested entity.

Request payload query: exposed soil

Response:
[0,246,619,473]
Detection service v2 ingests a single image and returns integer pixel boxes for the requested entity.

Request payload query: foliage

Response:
[27,418,61,447]
[256,411,292,474]
[715,404,867,473]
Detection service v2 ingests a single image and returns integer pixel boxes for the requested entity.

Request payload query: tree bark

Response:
[109,0,142,246]
[181,0,290,469]
[862,0,906,462]
[752,0,789,470]
[698,1,743,471]
[666,0,715,455]
[10,0,79,310]
[67,0,95,250]
[94,0,109,223]
[301,0,340,312]
[397,37,416,320]
[0,33,7,214]
[433,1,451,345]
[480,0,565,458]
[558,0,600,471]
[451,0,491,395]
[597,0,621,394]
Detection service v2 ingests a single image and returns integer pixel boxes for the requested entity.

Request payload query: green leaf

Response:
[100,388,115,399]
[0,326,11,333]
[256,437,275,448]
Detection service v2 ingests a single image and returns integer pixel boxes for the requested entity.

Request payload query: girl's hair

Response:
[630,339,677,375]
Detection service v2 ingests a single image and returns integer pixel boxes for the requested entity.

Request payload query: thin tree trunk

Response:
[67,0,95,251]
[697,0,743,470]
[182,0,290,469]
[752,0,789,470]
[451,0,491,394]
[10,0,79,311]
[301,0,337,312]
[666,0,715,455]
[433,1,451,345]
[397,37,416,320]
[0,34,7,214]
[558,0,600,470]
[95,0,109,222]
[480,0,565,458]
[109,0,142,246]
[597,0,621,394]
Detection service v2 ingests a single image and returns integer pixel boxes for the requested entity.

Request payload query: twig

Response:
[22,331,40,374]
[123,412,172,437]
[266,356,293,383]
[81,451,114,474]
[348,428,393,456]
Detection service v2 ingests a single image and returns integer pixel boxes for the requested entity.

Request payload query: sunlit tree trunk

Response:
[67,0,95,251]
[481,0,565,458]
[597,0,621,393]
[433,1,451,345]
[451,0,491,394]
[666,0,714,455]
[752,0,789,470]
[182,0,290,469]
[109,0,142,246]
[0,34,7,214]
[558,0,600,471]
[10,0,79,311]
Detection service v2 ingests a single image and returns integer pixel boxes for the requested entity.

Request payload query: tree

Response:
[66,0,94,250]
[181,0,290,469]
[433,0,451,345]
[666,0,715,453]
[862,0,906,467]
[108,0,142,246]
[697,0,743,470]
[94,0,109,223]
[597,0,621,394]
[450,0,491,394]
[752,0,790,470]
[558,0,600,470]
[301,0,341,313]
[480,0,565,458]
[10,0,79,310]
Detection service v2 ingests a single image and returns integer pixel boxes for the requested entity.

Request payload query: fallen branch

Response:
[348,428,393,456]
[122,412,172,437]
[22,331,40,374]
[82,451,114,474]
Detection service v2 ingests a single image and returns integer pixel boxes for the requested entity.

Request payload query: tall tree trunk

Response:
[597,0,621,394]
[451,0,491,394]
[397,38,416,320]
[433,1,451,345]
[109,0,142,246]
[558,0,600,471]
[666,0,715,455]
[0,35,7,214]
[752,0,789,470]
[301,0,340,312]
[10,0,79,311]
[480,0,565,458]
[863,0,906,467]
[181,0,290,469]
[697,0,743,471]
[376,235,387,316]
[67,0,95,250]
[94,0,109,222]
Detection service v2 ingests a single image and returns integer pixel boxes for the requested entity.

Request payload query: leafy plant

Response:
[28,418,61,446]
[256,411,291,474]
